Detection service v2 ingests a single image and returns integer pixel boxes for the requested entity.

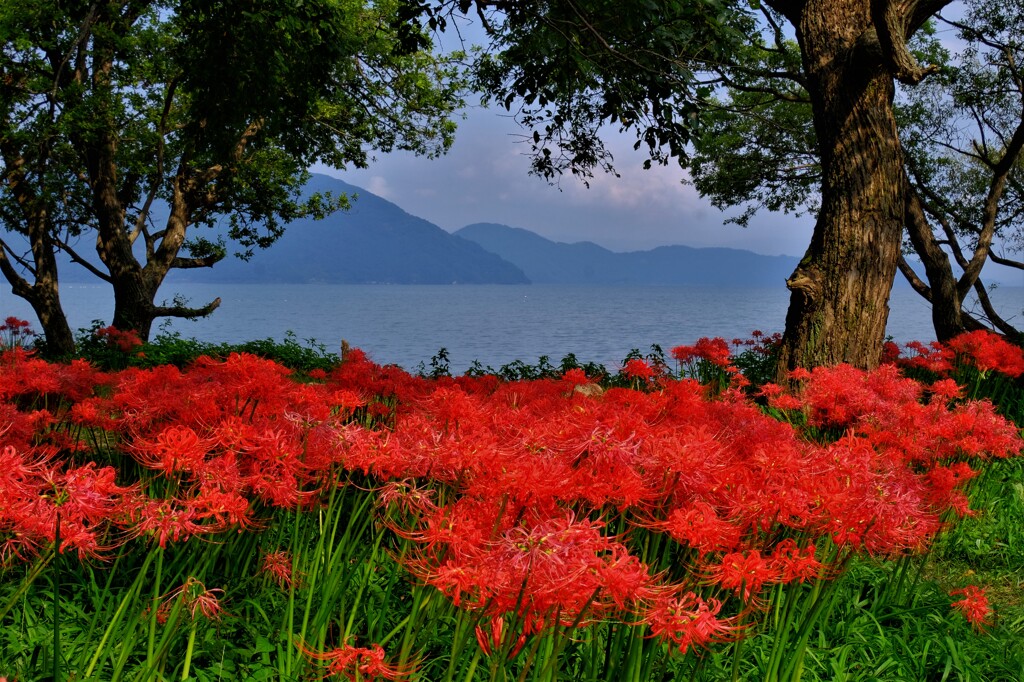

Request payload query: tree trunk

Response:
[902,185,977,341]
[775,0,907,375]
[26,285,76,357]
[0,229,76,357]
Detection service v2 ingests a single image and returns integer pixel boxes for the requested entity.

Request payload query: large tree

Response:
[0,0,463,354]
[685,0,1024,343]
[425,0,963,371]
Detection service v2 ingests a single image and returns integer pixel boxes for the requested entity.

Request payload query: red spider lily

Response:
[950,585,992,631]
[622,358,655,381]
[788,367,812,382]
[901,340,955,374]
[562,367,589,386]
[929,378,962,402]
[0,349,61,399]
[94,325,143,353]
[759,383,803,412]
[405,510,653,628]
[709,550,779,600]
[131,424,216,475]
[0,316,32,348]
[299,639,410,681]
[671,337,732,368]
[261,550,301,590]
[475,615,528,658]
[947,330,1024,377]
[643,590,741,654]
[651,501,743,556]
[163,576,225,621]
[131,499,204,548]
[768,539,822,584]
[0,445,138,561]
[375,479,438,517]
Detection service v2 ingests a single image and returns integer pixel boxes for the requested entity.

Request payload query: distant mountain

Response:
[455,223,799,286]
[167,175,529,285]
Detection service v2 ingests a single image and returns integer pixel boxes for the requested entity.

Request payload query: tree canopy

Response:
[0,0,464,353]
[681,0,1024,342]
[420,0,1017,368]
[6,0,1014,369]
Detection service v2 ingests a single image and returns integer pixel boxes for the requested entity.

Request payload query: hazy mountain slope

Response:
[62,175,529,284]
[192,177,529,284]
[455,222,799,286]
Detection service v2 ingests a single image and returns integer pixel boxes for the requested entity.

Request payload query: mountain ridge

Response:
[454,222,799,287]
[57,174,808,287]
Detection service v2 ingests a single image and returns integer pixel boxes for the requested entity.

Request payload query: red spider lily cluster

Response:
[94,325,144,354]
[901,330,1024,378]
[0,317,33,349]
[0,325,1021,673]
[949,585,993,631]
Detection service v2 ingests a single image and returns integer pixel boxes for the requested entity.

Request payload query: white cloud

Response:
[365,176,393,199]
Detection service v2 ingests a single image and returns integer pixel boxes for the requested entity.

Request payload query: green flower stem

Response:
[83,549,160,678]
[148,546,165,661]
[52,512,61,682]
[181,621,197,680]
[0,553,53,622]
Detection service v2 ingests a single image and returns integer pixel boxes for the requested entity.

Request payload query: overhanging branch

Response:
[153,296,222,320]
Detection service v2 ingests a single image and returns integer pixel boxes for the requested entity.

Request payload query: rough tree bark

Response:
[769,0,948,374]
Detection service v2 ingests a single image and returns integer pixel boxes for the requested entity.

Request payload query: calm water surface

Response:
[3,283,995,372]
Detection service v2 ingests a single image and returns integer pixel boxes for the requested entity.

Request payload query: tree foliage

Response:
[0,0,464,352]
[678,1,1024,341]
[416,0,963,371]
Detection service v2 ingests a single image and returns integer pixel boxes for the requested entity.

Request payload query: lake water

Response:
[2,282,1012,372]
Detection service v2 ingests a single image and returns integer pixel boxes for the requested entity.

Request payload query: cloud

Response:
[325,104,816,257]
[365,176,393,199]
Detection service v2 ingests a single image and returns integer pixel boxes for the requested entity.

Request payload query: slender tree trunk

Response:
[0,229,76,357]
[26,282,76,356]
[775,0,906,375]
[902,185,976,341]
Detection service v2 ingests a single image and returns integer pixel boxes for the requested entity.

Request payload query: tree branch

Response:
[869,0,946,84]
[171,253,224,269]
[897,254,932,298]
[54,238,112,282]
[957,100,1024,296]
[989,251,1024,270]
[0,238,34,298]
[152,296,222,319]
[971,280,1022,336]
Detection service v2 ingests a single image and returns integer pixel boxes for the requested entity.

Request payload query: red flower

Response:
[622,358,655,381]
[261,550,301,590]
[644,590,740,654]
[709,550,778,600]
[947,330,1024,377]
[562,367,589,386]
[163,576,225,621]
[94,325,143,353]
[655,501,742,556]
[950,585,992,630]
[301,640,410,681]
[671,338,732,368]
